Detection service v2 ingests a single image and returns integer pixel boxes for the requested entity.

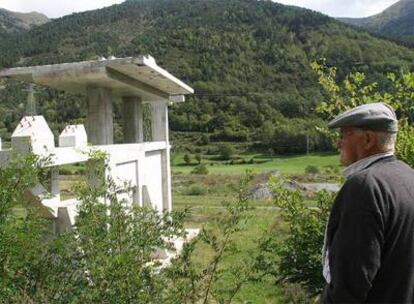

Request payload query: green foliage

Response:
[312,60,414,167]
[0,154,55,301]
[305,165,320,174]
[184,153,192,165]
[195,153,202,165]
[218,143,235,160]
[166,172,255,303]
[339,0,414,46]
[191,164,209,175]
[0,152,260,303]
[256,178,335,295]
[184,184,207,196]
[1,0,414,152]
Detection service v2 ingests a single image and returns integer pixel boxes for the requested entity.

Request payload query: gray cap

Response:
[328,102,398,133]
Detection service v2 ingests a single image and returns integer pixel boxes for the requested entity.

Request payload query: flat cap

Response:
[328,102,398,133]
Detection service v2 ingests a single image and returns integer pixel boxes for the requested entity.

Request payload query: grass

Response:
[172,152,340,175]
[57,152,338,303]
[169,153,341,302]
[174,196,285,303]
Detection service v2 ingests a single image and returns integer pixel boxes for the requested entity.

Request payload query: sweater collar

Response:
[343,152,395,179]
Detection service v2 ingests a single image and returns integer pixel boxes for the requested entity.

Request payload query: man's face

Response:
[337,127,366,166]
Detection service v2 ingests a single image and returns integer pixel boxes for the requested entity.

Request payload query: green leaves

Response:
[257,177,335,295]
[312,60,414,168]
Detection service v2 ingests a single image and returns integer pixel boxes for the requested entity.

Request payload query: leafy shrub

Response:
[191,164,208,175]
[305,165,320,174]
[195,153,202,164]
[0,153,258,303]
[183,153,191,165]
[59,167,73,175]
[256,177,334,294]
[185,184,207,195]
[218,143,234,160]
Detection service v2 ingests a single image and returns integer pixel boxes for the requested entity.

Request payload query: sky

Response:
[0,0,401,18]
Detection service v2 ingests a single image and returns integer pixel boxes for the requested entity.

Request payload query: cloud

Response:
[274,0,400,17]
[0,0,124,18]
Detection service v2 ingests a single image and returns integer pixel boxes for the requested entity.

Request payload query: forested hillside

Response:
[0,8,48,34]
[339,0,414,46]
[1,0,414,153]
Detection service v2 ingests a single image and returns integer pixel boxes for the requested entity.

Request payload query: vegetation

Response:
[1,0,414,153]
[312,60,414,167]
[255,178,334,296]
[339,0,414,46]
[173,152,340,176]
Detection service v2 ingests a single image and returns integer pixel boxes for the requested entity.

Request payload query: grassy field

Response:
[172,152,340,175]
[56,152,338,303]
[170,152,340,302]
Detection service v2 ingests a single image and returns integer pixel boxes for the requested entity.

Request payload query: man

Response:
[320,103,414,303]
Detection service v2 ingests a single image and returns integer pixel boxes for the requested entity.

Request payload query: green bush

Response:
[183,153,192,165]
[191,164,209,175]
[185,184,207,195]
[0,153,258,303]
[305,165,320,174]
[59,167,73,175]
[255,177,335,294]
[218,143,234,160]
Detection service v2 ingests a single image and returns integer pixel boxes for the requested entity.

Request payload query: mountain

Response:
[0,8,49,34]
[339,0,414,45]
[0,0,414,152]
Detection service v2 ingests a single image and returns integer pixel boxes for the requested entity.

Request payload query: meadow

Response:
[56,152,340,302]
[170,152,341,303]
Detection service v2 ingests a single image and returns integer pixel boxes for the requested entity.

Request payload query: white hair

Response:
[376,132,397,153]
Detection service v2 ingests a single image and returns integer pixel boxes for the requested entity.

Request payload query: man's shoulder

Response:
[349,158,414,187]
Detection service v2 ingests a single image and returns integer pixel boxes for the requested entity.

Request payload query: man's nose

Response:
[336,139,342,150]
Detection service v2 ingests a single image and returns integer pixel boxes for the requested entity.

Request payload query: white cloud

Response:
[0,0,125,18]
[274,0,400,17]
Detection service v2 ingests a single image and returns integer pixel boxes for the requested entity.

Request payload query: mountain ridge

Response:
[0,8,48,34]
[0,0,414,152]
[338,0,414,45]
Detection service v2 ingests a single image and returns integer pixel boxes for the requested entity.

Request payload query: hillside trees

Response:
[1,0,414,152]
[0,152,258,303]
[255,63,414,298]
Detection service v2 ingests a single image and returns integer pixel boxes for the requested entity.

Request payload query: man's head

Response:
[328,103,398,166]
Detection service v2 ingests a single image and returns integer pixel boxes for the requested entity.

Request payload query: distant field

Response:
[171,152,337,302]
[172,152,341,175]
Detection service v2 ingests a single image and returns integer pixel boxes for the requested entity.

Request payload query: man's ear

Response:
[364,131,377,151]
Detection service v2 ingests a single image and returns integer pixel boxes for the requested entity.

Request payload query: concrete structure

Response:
[0,56,194,238]
[59,125,88,148]
[11,116,55,154]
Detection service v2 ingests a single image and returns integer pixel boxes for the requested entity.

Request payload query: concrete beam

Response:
[151,101,169,142]
[122,97,144,143]
[86,87,113,145]
[106,66,170,99]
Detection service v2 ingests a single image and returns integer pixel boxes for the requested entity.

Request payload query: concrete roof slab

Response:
[0,55,193,102]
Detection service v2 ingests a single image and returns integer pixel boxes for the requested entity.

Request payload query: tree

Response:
[195,153,202,164]
[0,152,256,303]
[218,143,234,160]
[311,60,414,167]
[183,153,192,165]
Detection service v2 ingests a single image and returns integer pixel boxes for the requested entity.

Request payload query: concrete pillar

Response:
[151,101,169,142]
[161,149,172,212]
[50,167,60,198]
[86,87,113,145]
[151,101,172,212]
[122,97,144,143]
